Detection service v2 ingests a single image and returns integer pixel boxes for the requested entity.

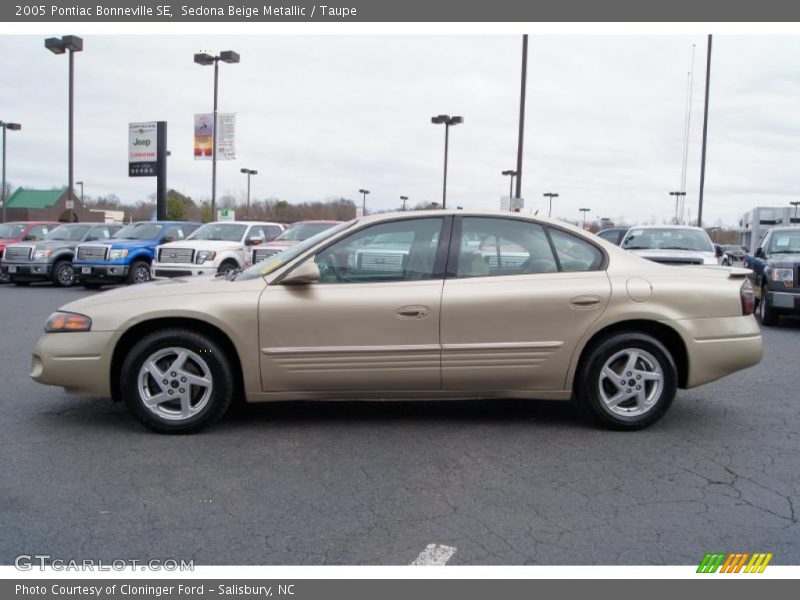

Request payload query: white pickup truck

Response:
[152,221,285,279]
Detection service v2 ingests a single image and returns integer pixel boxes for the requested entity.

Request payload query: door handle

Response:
[395,305,431,319]
[569,295,601,308]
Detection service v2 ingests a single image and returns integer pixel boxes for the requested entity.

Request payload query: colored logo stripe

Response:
[697,552,772,573]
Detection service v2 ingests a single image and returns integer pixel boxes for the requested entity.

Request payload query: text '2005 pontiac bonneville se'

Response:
[31,211,763,433]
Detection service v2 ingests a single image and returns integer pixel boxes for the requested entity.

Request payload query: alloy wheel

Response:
[137,347,213,421]
[598,348,665,418]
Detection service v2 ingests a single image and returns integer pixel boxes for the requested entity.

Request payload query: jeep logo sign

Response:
[128,121,158,177]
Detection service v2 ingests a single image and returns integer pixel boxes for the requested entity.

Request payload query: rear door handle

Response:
[569,295,601,308]
[395,305,431,319]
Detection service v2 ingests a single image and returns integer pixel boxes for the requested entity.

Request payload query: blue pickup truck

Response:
[73,221,200,289]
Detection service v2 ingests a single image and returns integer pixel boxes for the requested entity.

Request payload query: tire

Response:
[81,281,103,290]
[576,332,677,430]
[759,286,778,326]
[216,260,239,278]
[13,281,30,287]
[126,260,151,285]
[51,260,75,287]
[119,328,234,434]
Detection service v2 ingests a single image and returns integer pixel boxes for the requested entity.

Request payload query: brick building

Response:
[2,187,103,223]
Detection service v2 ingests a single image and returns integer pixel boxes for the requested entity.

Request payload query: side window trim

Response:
[544,226,563,272]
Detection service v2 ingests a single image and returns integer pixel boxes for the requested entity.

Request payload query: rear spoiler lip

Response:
[694,265,751,278]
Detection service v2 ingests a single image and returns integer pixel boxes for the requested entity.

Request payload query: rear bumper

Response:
[767,290,800,311]
[669,315,763,388]
[31,331,115,397]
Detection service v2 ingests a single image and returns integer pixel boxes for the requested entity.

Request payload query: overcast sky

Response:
[1,34,799,225]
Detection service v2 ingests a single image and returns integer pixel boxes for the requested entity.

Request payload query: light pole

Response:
[75,180,84,221]
[400,195,408,211]
[240,168,257,215]
[543,192,559,217]
[1,121,21,224]
[790,201,800,222]
[579,208,591,229]
[502,169,517,209]
[194,49,240,221]
[669,191,686,224]
[431,114,463,209]
[45,35,83,223]
[358,189,370,215]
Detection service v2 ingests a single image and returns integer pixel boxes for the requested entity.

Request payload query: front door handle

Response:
[569,295,601,308]
[395,305,431,319]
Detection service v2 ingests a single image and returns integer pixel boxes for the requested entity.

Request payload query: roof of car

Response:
[201,220,283,226]
[766,225,800,232]
[623,224,706,231]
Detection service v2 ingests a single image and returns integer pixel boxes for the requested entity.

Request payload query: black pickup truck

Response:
[746,226,800,326]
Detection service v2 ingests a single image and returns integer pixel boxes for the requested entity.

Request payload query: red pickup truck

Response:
[0,221,61,282]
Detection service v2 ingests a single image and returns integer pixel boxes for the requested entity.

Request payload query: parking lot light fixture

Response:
[580,208,591,229]
[543,192,559,217]
[669,191,687,224]
[431,114,463,209]
[44,35,82,223]
[400,195,408,211]
[502,170,518,208]
[358,189,370,215]
[790,201,800,222]
[240,168,257,214]
[1,121,21,224]
[195,49,240,220]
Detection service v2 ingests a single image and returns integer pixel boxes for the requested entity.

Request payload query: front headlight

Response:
[33,248,53,260]
[767,267,794,288]
[196,250,216,264]
[44,311,92,333]
[108,249,128,260]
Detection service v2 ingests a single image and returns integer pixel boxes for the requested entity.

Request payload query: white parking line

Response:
[411,543,457,565]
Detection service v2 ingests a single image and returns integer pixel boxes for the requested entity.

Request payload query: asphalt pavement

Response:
[1,283,798,565]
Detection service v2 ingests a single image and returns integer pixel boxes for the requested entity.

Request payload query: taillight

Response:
[741,279,755,315]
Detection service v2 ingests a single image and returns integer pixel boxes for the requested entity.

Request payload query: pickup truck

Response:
[1,222,121,287]
[152,220,284,279]
[747,225,800,326]
[251,220,342,264]
[0,221,60,283]
[73,221,200,289]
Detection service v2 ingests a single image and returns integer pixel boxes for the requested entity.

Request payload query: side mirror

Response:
[755,247,765,259]
[245,237,262,246]
[281,260,320,285]
[161,236,175,244]
[23,234,34,241]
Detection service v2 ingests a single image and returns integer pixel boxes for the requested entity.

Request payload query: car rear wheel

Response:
[576,332,677,430]
[51,260,75,287]
[759,286,778,326]
[127,260,151,285]
[119,328,234,433]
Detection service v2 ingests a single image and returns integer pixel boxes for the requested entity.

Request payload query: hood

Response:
[629,248,717,265]
[765,253,800,266]
[82,238,158,250]
[262,240,298,249]
[21,239,80,251]
[159,240,243,251]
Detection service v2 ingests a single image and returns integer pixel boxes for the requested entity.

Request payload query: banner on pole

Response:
[194,113,236,160]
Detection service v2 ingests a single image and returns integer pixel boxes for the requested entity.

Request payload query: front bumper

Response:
[73,263,129,281]
[152,262,217,278]
[670,315,764,388]
[1,262,52,280]
[31,331,115,397]
[767,290,800,311]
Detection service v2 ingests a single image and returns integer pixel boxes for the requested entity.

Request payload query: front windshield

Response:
[238,220,355,281]
[276,222,339,242]
[623,228,713,252]
[767,230,800,254]
[113,222,164,240]
[188,223,247,242]
[0,223,26,238]
[44,224,91,241]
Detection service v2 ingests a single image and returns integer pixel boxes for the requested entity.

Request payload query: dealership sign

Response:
[194,113,236,160]
[128,122,158,177]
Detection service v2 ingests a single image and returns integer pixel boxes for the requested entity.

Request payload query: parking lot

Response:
[1,283,798,565]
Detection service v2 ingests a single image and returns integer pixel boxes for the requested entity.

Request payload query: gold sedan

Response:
[31,211,763,433]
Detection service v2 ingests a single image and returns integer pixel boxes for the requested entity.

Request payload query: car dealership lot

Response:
[1,284,798,565]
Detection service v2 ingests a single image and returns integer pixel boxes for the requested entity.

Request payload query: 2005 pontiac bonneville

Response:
[31,211,763,433]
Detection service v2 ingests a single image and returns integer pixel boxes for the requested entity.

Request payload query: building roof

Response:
[5,188,66,209]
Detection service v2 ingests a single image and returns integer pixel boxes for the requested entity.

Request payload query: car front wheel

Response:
[759,286,778,326]
[119,328,234,433]
[51,260,75,287]
[127,260,151,285]
[576,332,677,430]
